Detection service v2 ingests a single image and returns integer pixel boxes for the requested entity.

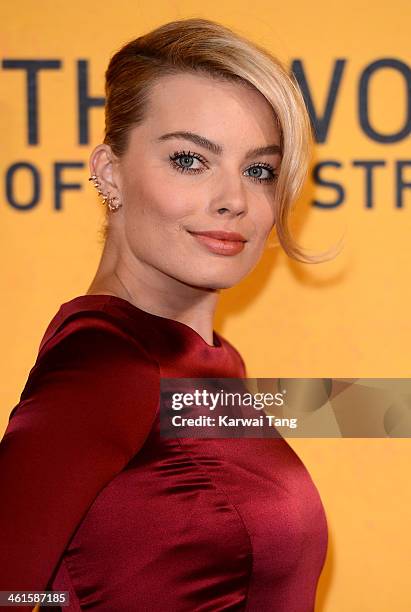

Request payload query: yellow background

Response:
[2,1,411,609]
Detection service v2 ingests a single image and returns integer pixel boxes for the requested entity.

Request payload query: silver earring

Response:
[88,174,123,213]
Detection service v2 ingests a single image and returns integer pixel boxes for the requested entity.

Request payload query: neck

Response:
[86,236,220,346]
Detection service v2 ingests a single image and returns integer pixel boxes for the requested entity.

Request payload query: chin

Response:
[178,271,245,291]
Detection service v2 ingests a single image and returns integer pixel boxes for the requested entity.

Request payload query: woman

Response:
[0,17,338,612]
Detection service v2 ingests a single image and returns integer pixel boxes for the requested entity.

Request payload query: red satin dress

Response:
[0,294,328,611]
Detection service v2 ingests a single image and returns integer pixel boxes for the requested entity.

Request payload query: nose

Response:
[209,175,248,218]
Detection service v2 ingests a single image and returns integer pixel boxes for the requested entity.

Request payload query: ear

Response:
[89,144,121,198]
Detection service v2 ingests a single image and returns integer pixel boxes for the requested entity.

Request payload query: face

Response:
[94,72,282,290]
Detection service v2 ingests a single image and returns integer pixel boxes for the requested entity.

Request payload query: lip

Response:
[188,230,247,242]
[188,229,247,256]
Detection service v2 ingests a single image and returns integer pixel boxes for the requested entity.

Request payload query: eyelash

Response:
[168,150,278,183]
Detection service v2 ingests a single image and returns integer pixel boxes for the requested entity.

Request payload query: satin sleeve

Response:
[0,316,160,609]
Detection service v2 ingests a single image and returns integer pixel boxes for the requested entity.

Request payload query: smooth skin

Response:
[88,72,282,346]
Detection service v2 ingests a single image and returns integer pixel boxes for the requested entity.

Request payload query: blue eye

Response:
[169,150,278,183]
[244,164,278,183]
[169,150,207,174]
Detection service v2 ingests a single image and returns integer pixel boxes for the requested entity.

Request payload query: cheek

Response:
[141,181,197,223]
[252,202,276,242]
[123,178,167,220]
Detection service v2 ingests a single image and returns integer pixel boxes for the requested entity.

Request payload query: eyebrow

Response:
[155,131,282,159]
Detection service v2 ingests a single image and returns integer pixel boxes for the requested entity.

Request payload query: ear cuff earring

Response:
[88,174,123,213]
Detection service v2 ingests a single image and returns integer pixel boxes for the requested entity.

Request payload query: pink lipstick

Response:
[188,230,247,256]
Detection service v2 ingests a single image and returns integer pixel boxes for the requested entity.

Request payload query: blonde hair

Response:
[100,17,342,263]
